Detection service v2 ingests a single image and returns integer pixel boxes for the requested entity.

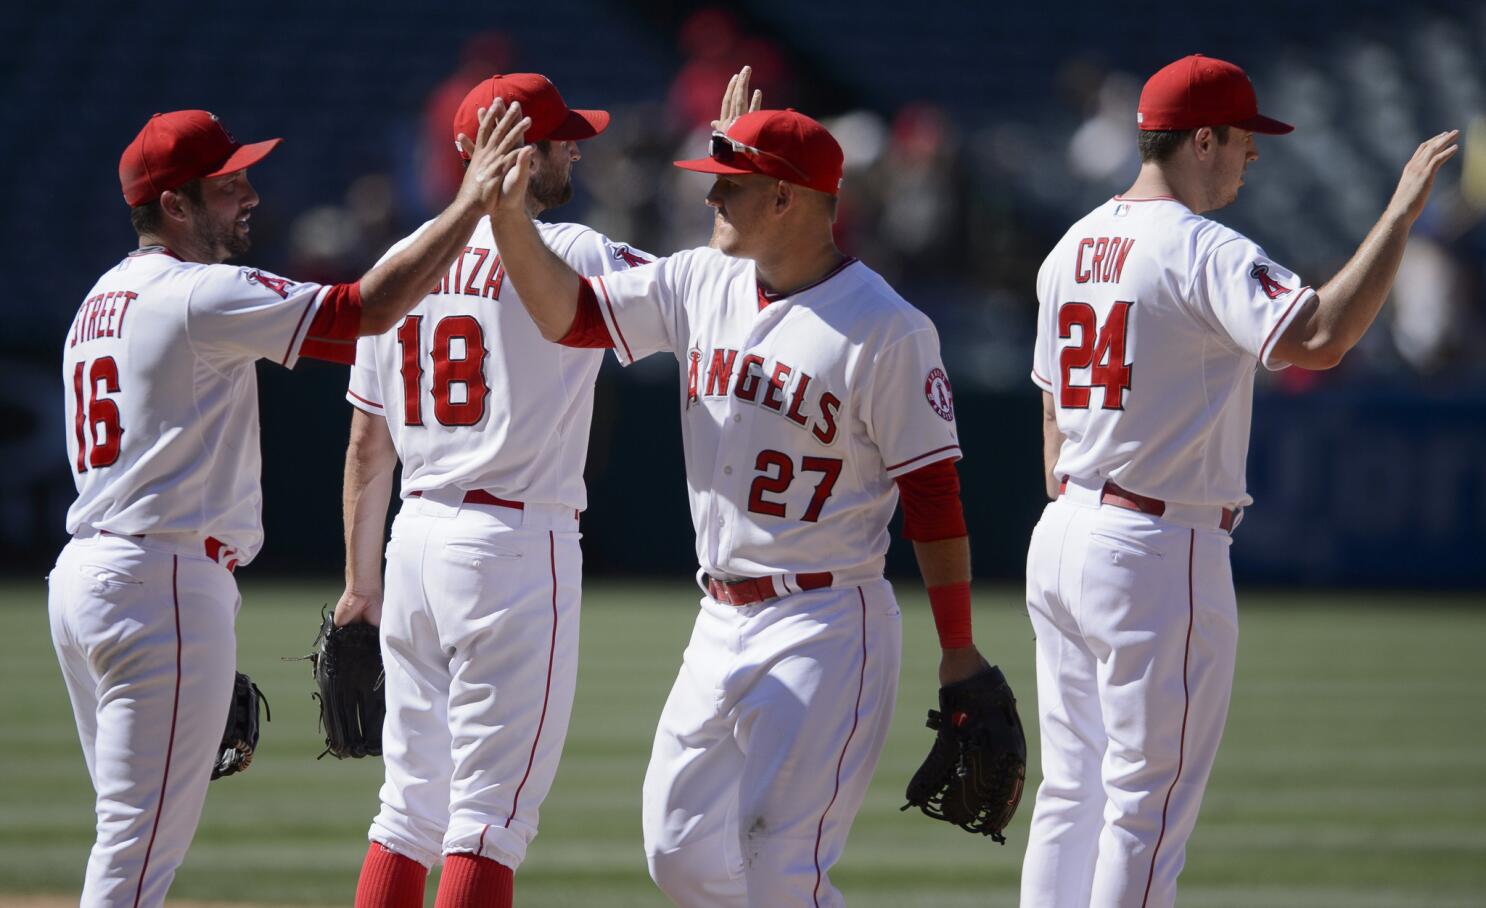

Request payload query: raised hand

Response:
[1387,129,1460,225]
[455,99,534,215]
[712,65,763,134]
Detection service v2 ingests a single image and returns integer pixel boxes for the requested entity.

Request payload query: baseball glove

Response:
[309,612,385,759]
[212,671,269,780]
[902,665,1027,843]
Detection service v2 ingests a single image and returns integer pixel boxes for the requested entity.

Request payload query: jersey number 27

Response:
[1058,301,1132,410]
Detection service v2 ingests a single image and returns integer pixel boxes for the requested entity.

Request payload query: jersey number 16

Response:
[1058,301,1132,410]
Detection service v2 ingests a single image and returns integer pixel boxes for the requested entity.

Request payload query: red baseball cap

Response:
[675,109,844,196]
[452,73,609,158]
[119,111,281,207]
[1137,54,1293,135]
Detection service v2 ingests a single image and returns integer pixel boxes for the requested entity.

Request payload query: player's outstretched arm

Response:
[335,408,397,627]
[1273,129,1459,370]
[354,100,534,336]
[479,117,586,340]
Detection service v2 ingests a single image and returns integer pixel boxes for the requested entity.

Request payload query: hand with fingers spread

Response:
[1386,129,1460,225]
[712,65,763,134]
[454,98,533,215]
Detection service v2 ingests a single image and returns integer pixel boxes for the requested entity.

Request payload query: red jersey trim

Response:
[558,280,617,348]
[1112,195,1180,203]
[346,389,384,411]
[1141,530,1197,907]
[503,532,560,832]
[133,556,184,908]
[280,294,318,366]
[128,245,182,260]
[759,256,858,304]
[298,283,361,366]
[884,444,962,475]
[1258,285,1314,370]
[896,459,967,542]
[593,276,634,362]
[1030,367,1053,391]
[812,587,868,907]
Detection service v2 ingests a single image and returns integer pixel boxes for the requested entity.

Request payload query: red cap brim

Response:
[1233,114,1293,135]
[544,109,609,141]
[672,156,758,177]
[206,137,282,178]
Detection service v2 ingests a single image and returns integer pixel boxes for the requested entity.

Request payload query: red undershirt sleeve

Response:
[896,458,968,541]
[299,281,362,365]
[557,281,616,348]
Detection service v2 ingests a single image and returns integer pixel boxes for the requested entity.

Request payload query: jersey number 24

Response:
[1058,301,1132,410]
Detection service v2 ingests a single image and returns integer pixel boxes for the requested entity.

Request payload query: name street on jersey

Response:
[69,290,138,347]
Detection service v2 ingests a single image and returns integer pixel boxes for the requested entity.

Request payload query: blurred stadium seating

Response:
[2,0,1482,585]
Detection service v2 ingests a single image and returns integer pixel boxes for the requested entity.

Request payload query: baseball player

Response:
[50,103,528,908]
[482,83,1004,907]
[334,75,651,908]
[1021,54,1458,907]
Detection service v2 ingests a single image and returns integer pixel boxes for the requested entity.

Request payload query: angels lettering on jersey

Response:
[686,345,841,445]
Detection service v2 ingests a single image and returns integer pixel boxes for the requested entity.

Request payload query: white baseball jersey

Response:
[1032,196,1314,508]
[62,247,351,564]
[346,218,650,510]
[589,249,960,581]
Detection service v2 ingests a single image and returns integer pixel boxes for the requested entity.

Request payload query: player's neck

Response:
[754,240,849,299]
[139,229,216,266]
[1124,163,1207,214]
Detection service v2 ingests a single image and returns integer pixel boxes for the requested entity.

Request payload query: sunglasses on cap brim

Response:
[709,132,811,184]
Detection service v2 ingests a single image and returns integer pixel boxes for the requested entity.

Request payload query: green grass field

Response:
[3,579,1484,907]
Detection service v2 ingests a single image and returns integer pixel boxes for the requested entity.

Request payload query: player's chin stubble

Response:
[529,168,573,212]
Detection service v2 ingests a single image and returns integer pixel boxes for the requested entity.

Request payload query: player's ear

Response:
[1192,127,1216,161]
[773,180,793,215]
[158,189,191,225]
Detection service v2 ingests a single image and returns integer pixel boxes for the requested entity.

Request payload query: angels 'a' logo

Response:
[924,368,954,422]
[1249,262,1291,300]
[245,270,292,298]
[613,245,652,269]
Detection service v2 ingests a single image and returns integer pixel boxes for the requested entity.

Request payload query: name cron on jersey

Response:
[686,346,841,445]
[69,290,138,347]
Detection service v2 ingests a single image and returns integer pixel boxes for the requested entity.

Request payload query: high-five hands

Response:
[1387,129,1460,225]
[713,65,763,134]
[454,99,533,215]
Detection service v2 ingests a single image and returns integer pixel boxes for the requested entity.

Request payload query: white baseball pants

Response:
[1020,484,1238,908]
[642,579,902,908]
[369,491,581,872]
[48,533,240,908]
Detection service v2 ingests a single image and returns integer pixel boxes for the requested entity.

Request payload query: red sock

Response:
[434,853,513,908]
[355,842,428,908]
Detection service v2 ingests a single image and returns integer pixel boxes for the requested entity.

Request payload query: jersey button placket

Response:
[711,402,750,561]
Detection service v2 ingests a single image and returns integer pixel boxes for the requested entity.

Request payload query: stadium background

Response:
[1,0,1482,905]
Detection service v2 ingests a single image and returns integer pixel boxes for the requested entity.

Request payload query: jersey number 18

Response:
[396,315,490,427]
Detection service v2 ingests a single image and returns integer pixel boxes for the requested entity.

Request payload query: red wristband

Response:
[927,581,973,649]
